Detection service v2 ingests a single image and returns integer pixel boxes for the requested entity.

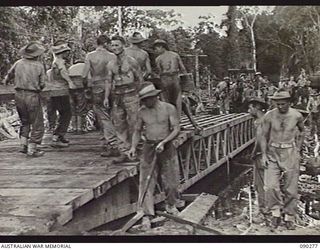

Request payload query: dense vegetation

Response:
[1,6,320,87]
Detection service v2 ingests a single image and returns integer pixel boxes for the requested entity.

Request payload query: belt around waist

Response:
[15,88,41,93]
[112,84,136,94]
[145,140,163,144]
[270,142,296,149]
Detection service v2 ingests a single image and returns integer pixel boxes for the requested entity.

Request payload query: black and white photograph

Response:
[0,5,319,239]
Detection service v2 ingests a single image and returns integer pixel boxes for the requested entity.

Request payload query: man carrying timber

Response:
[154,39,187,119]
[49,41,74,148]
[2,41,46,157]
[104,35,143,163]
[125,32,152,80]
[82,35,118,157]
[261,90,305,230]
[247,97,269,223]
[128,81,181,229]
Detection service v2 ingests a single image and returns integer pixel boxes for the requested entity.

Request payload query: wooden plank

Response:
[0,204,73,226]
[179,193,218,224]
[156,211,224,235]
[0,188,94,209]
[0,215,53,235]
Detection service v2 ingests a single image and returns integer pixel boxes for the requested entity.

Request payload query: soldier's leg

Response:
[75,89,88,132]
[254,156,266,212]
[46,97,57,131]
[27,92,44,145]
[123,92,139,145]
[111,95,130,152]
[54,95,72,138]
[15,91,30,152]
[92,90,117,146]
[138,142,159,216]
[282,147,300,222]
[264,152,283,218]
[158,142,180,209]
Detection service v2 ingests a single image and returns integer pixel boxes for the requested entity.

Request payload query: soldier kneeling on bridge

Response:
[128,82,181,229]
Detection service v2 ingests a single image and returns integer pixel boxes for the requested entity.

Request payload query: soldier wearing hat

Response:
[216,76,231,114]
[2,41,46,157]
[48,41,74,148]
[82,35,118,157]
[125,32,152,80]
[260,90,305,230]
[307,89,320,138]
[153,39,187,119]
[247,97,268,223]
[128,81,181,228]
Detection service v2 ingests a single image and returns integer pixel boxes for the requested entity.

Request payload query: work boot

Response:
[285,221,296,230]
[270,216,281,229]
[165,204,179,215]
[59,136,69,143]
[27,143,45,157]
[51,135,69,148]
[19,136,28,154]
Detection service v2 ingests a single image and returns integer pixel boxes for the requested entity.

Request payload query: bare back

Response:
[264,108,303,144]
[139,101,178,141]
[125,47,149,75]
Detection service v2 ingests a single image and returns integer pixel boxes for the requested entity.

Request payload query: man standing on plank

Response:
[2,41,46,157]
[128,82,181,229]
[260,90,305,230]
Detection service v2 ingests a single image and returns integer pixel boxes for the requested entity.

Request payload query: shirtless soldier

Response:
[82,35,118,157]
[125,32,152,80]
[104,35,143,163]
[128,82,180,228]
[261,90,305,230]
[248,97,268,223]
[154,39,187,119]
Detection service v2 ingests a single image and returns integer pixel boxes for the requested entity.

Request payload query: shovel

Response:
[110,153,158,235]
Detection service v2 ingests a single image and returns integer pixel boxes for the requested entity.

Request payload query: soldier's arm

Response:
[155,57,161,75]
[130,110,144,151]
[177,54,187,74]
[296,113,305,150]
[56,60,73,87]
[81,54,90,88]
[260,113,270,156]
[161,104,180,145]
[104,62,114,100]
[39,64,46,90]
[145,53,152,77]
[131,58,143,89]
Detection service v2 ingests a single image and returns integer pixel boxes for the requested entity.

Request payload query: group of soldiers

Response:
[2,29,318,231]
[1,32,201,228]
[213,69,314,115]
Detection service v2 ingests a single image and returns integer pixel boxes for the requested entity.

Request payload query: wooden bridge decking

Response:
[0,112,254,235]
[0,132,138,235]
